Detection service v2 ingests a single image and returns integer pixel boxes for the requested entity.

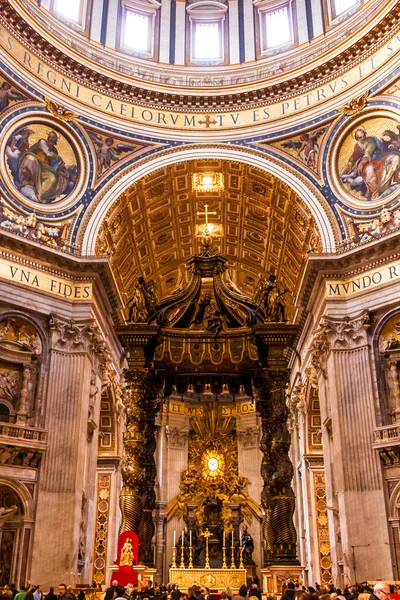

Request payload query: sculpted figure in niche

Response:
[120,538,135,566]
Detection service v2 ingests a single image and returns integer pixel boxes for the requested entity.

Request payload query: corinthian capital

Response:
[49,314,106,355]
[320,309,370,350]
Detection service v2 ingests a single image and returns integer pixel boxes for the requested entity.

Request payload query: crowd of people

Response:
[0,579,396,600]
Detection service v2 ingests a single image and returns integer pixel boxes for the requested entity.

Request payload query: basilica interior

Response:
[0,0,400,593]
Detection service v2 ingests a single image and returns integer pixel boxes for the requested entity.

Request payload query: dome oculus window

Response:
[255,0,295,55]
[120,0,161,58]
[187,1,228,64]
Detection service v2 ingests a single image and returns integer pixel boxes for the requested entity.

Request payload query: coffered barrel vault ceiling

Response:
[96,160,321,302]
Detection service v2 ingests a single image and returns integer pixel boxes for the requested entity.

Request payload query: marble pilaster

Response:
[30,316,105,588]
[311,310,392,582]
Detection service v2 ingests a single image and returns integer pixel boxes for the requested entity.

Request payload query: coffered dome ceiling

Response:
[96,160,321,303]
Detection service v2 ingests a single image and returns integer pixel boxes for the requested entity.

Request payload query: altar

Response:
[168,568,247,593]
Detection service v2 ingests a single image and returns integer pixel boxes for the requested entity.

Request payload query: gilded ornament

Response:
[339,90,370,115]
[45,99,78,122]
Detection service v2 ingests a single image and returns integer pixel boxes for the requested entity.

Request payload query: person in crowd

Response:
[249,584,261,600]
[77,591,85,600]
[57,586,68,600]
[24,589,34,600]
[15,586,27,600]
[371,582,391,600]
[281,582,296,600]
[204,588,213,600]
[45,588,57,600]
[390,586,400,600]
[33,587,43,600]
[114,588,126,600]
[233,585,248,600]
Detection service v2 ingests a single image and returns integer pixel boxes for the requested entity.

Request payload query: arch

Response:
[0,477,34,521]
[81,145,339,255]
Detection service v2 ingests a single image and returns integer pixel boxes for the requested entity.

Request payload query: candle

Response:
[223,531,225,547]
[182,530,184,545]
[240,530,242,545]
[190,530,192,546]
[173,530,176,547]
[231,530,234,545]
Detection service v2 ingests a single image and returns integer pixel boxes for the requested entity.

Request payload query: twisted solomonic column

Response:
[256,370,298,565]
[120,370,161,564]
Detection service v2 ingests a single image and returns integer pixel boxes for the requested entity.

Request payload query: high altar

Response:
[168,568,246,593]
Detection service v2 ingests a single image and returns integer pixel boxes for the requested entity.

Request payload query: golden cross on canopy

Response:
[197,204,217,227]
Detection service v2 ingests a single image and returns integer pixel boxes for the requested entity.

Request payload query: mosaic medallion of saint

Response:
[337,116,400,203]
[4,123,79,204]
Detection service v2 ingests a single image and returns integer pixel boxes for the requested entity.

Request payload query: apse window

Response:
[334,0,358,15]
[264,5,292,48]
[122,8,152,53]
[53,0,83,22]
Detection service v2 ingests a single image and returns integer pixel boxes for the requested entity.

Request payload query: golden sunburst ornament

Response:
[202,450,225,480]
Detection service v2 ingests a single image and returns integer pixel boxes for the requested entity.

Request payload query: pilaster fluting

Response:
[31,316,106,588]
[121,370,161,565]
[256,370,298,565]
[309,310,392,581]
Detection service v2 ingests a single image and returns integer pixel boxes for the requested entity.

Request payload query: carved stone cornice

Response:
[237,426,260,449]
[49,314,107,355]
[165,426,189,449]
[1,0,399,110]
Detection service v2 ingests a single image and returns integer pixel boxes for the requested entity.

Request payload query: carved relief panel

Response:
[0,317,42,424]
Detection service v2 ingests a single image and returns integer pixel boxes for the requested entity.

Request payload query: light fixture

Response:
[193,172,224,192]
[202,383,213,397]
[220,384,230,397]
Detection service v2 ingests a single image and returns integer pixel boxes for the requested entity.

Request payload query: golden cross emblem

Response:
[203,528,212,539]
[197,204,217,227]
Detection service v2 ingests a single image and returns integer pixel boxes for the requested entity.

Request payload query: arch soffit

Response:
[0,477,34,521]
[81,146,339,255]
